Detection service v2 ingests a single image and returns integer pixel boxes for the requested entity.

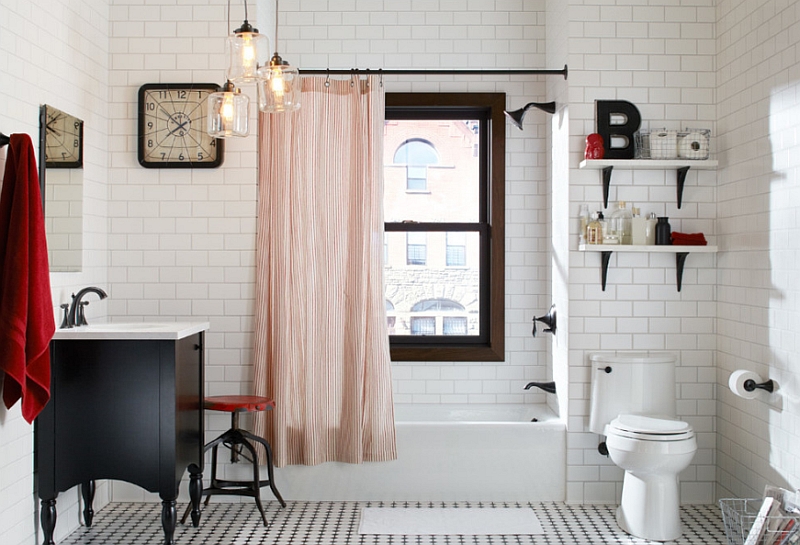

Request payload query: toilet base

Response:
[616,470,682,542]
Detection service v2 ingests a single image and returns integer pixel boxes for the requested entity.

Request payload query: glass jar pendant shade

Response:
[207,81,249,138]
[226,20,269,83]
[257,53,301,113]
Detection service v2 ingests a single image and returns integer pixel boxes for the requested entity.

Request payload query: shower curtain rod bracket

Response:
[0,132,9,148]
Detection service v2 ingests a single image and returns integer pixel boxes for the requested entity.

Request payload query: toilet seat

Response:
[607,414,694,442]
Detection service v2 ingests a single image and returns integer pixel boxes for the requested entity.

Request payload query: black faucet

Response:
[64,287,108,328]
[524,381,557,394]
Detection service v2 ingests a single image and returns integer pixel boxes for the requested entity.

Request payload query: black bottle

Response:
[655,217,671,245]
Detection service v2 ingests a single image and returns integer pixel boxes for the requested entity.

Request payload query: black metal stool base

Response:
[181,426,285,526]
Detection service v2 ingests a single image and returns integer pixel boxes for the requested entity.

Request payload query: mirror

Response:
[39,104,83,272]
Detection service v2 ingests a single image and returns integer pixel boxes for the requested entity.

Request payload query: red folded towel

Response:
[671,231,708,246]
[0,133,55,423]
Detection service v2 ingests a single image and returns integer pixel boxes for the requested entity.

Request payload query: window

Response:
[406,232,427,265]
[393,139,439,191]
[384,93,505,361]
[446,232,467,266]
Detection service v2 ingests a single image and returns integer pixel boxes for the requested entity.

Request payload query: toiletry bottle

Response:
[655,217,671,245]
[631,207,647,245]
[597,211,607,240]
[586,213,602,244]
[645,212,657,245]
[610,201,633,245]
[579,204,589,245]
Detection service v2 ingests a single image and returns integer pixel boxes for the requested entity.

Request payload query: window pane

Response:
[385,231,480,337]
[410,317,436,335]
[384,120,480,223]
[443,317,468,335]
[406,232,427,265]
[446,232,467,266]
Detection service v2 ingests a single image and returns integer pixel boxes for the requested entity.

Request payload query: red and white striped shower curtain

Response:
[253,75,397,466]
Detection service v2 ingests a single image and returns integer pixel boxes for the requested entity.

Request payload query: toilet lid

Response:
[608,414,694,440]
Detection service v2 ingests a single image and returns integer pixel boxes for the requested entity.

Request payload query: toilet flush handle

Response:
[597,366,612,374]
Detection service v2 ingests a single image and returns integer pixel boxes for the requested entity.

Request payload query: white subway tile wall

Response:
[564,0,718,505]
[3,0,799,543]
[1,0,112,543]
[715,0,800,500]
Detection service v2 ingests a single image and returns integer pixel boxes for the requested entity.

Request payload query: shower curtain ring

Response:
[350,68,356,87]
[379,69,383,87]
[325,71,330,88]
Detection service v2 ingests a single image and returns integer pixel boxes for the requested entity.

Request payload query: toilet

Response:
[589,352,697,542]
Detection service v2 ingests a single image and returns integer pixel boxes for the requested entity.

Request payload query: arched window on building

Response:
[393,139,439,191]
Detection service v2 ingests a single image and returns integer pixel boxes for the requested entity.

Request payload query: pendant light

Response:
[226,0,269,83]
[207,80,250,138]
[256,0,301,113]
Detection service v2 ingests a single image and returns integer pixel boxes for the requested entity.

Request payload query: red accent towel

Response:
[671,232,708,246]
[0,133,55,423]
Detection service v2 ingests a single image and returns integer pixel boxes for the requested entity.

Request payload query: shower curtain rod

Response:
[298,65,568,79]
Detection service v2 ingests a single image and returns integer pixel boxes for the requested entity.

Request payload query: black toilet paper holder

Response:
[743,378,774,393]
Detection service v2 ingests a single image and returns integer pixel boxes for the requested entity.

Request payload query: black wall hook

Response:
[532,304,557,337]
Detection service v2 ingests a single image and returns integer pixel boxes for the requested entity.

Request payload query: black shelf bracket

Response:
[601,251,613,291]
[601,167,613,209]
[676,166,690,209]
[675,252,690,291]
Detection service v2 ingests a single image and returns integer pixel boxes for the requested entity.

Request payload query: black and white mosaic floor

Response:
[60,501,728,545]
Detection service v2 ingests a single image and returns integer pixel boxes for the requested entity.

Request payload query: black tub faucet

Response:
[64,287,108,328]
[524,381,557,394]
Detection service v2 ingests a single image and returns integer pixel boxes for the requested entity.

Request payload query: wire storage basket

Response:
[719,498,800,545]
[634,128,710,160]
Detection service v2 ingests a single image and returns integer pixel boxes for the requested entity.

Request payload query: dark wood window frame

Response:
[386,92,505,362]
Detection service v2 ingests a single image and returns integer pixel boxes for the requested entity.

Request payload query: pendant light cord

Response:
[274,0,279,54]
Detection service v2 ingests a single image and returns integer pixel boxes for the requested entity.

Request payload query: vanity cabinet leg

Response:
[81,481,95,526]
[188,464,203,527]
[161,499,177,545]
[41,498,57,545]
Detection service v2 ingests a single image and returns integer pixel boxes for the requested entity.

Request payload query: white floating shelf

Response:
[579,244,717,291]
[579,159,718,170]
[579,159,718,209]
[579,244,717,253]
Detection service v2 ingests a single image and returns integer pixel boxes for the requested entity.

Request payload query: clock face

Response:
[43,105,83,168]
[138,83,224,168]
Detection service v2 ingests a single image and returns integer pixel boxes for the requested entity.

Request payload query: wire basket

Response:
[719,498,800,545]
[635,128,710,160]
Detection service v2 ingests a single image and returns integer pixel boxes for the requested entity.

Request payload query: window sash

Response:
[385,92,505,362]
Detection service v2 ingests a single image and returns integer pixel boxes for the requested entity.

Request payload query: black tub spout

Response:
[524,381,556,394]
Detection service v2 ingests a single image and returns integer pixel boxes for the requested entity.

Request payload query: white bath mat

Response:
[358,507,544,535]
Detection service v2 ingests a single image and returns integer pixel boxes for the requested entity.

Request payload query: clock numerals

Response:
[137,83,224,169]
[43,105,83,168]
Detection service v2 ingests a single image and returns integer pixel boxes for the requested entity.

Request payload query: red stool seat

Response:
[181,395,285,527]
[204,395,276,413]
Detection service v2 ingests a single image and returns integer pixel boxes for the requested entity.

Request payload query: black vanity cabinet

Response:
[36,324,208,545]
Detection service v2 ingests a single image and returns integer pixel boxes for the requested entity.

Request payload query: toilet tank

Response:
[588,352,677,435]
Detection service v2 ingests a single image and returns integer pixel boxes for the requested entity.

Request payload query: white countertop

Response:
[52,321,210,341]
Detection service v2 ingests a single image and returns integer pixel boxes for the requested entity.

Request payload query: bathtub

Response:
[273,403,566,501]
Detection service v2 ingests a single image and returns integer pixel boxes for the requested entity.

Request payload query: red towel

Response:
[671,231,708,246]
[0,133,55,423]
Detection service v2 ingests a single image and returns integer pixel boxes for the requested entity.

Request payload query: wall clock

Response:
[42,104,83,168]
[137,83,224,168]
